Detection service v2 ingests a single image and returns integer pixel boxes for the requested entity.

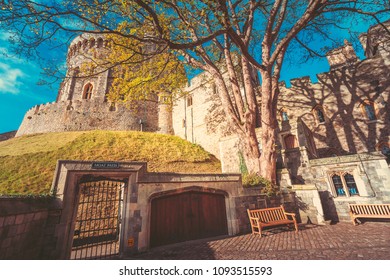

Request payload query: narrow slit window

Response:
[317,108,325,123]
[187,95,193,107]
[281,111,289,121]
[364,103,376,121]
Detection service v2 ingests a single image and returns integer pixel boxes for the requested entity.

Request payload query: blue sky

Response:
[0,31,61,133]
[0,9,385,134]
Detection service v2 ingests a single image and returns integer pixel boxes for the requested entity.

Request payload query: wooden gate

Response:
[70,179,125,259]
[150,191,228,247]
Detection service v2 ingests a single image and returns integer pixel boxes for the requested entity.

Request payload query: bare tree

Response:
[1,0,389,182]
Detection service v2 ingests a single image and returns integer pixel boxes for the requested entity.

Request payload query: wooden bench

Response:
[247,205,298,237]
[348,203,390,225]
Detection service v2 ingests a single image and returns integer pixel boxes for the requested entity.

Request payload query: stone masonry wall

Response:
[277,20,390,157]
[172,73,228,160]
[278,52,390,157]
[0,197,60,259]
[294,153,390,222]
[125,172,298,255]
[171,21,389,173]
[0,131,16,142]
[16,99,159,137]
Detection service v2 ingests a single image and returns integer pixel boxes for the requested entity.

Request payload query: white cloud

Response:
[0,62,25,94]
[0,31,13,41]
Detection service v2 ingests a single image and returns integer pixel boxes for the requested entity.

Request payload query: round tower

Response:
[158,93,173,134]
[57,33,112,103]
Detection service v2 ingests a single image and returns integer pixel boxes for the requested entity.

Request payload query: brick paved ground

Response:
[128,222,390,260]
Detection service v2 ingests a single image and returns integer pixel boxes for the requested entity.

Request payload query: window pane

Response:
[364,104,376,120]
[282,111,289,121]
[344,174,359,195]
[332,175,345,196]
[317,109,325,123]
[380,145,390,156]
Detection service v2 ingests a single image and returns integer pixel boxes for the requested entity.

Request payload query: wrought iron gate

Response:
[70,179,125,260]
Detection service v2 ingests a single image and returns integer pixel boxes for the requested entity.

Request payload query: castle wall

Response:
[172,74,226,159]
[16,99,158,137]
[278,50,390,157]
[170,21,390,169]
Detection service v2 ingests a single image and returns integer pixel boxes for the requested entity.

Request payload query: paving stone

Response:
[127,222,390,260]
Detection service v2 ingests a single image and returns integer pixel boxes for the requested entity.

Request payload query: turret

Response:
[157,93,173,134]
[326,40,359,69]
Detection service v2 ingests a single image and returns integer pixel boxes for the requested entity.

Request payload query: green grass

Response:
[0,131,221,195]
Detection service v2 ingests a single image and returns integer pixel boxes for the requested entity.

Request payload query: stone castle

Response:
[13,20,390,223]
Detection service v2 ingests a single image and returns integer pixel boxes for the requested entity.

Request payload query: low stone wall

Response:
[0,131,16,142]
[0,197,60,259]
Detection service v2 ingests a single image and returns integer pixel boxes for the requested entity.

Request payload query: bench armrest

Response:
[249,217,261,223]
[284,212,296,217]
[284,212,297,221]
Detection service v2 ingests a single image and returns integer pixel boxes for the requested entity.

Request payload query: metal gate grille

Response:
[70,180,125,259]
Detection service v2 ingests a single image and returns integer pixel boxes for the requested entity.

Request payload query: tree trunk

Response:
[237,124,261,174]
[259,71,278,183]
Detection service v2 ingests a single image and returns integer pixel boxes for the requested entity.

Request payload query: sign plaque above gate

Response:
[91,162,120,169]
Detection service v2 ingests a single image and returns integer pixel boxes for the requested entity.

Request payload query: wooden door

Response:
[150,191,228,247]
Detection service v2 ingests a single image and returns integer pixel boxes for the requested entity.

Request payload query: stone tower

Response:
[16,33,162,136]
[57,33,112,103]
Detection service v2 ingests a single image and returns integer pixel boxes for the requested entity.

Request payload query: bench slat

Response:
[348,203,390,225]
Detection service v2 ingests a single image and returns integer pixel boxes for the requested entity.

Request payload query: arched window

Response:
[97,38,103,48]
[89,38,95,48]
[330,172,360,197]
[332,174,345,196]
[344,173,359,196]
[109,102,116,111]
[83,83,93,99]
[312,105,326,124]
[284,134,298,149]
[377,142,390,163]
[361,100,377,121]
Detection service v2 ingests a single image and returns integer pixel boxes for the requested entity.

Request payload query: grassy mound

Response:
[0,131,221,195]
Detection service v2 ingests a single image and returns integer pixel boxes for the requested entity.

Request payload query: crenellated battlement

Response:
[67,33,111,63]
[290,76,312,87]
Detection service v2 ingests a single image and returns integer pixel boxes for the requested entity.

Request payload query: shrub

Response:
[242,173,280,197]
